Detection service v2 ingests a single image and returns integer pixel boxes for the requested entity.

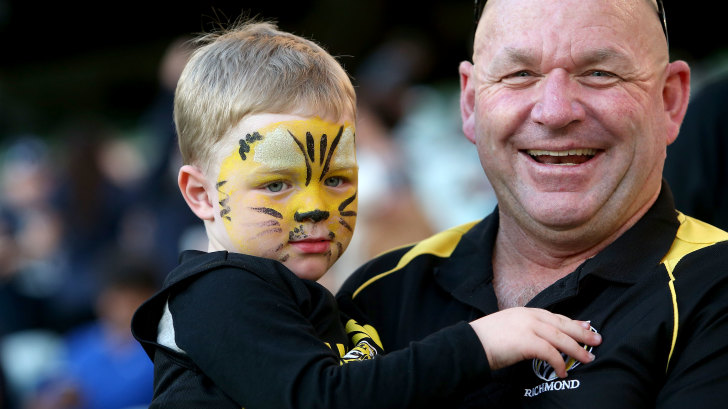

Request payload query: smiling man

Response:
[337,0,728,407]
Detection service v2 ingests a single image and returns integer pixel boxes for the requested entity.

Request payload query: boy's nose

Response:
[294,210,330,223]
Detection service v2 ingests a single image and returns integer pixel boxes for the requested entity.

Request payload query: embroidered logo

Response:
[524,325,598,398]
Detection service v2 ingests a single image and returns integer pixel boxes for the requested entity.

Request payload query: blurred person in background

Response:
[23,251,157,409]
[48,119,143,332]
[357,31,497,233]
[132,36,202,275]
[0,136,66,335]
[0,137,66,409]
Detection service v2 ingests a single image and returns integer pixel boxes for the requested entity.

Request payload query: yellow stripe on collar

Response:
[661,212,728,372]
[352,221,479,299]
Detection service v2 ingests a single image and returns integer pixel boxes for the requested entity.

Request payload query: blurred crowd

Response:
[0,38,199,409]
[0,32,497,409]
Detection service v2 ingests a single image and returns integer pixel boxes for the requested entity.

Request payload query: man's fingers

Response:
[532,339,568,378]
[534,322,597,365]
[559,320,602,347]
[533,310,602,348]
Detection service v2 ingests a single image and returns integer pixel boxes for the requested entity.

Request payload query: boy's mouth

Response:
[289,238,331,254]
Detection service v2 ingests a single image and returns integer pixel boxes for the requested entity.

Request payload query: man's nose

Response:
[294,210,330,223]
[530,70,585,129]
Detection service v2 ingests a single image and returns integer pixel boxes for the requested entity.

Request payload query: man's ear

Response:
[663,60,691,145]
[178,164,215,221]
[459,60,477,145]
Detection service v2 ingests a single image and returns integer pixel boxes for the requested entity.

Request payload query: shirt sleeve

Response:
[168,266,490,409]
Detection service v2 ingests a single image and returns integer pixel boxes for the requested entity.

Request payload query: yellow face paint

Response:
[216,116,357,281]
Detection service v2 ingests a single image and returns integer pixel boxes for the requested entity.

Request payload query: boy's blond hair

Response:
[174,19,356,173]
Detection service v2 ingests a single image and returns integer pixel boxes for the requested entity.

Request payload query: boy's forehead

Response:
[216,115,356,174]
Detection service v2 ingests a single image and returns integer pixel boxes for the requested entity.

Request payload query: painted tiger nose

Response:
[294,210,330,222]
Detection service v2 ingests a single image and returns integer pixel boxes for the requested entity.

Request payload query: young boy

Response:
[131,19,601,408]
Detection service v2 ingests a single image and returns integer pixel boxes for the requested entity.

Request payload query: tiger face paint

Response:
[212,114,357,281]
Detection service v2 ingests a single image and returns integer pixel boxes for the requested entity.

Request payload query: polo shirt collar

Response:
[581,181,679,284]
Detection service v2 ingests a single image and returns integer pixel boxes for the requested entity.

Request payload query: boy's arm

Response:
[171,266,491,408]
[170,266,597,409]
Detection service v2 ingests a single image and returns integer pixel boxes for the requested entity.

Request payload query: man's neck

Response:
[491,224,599,309]
[491,190,660,309]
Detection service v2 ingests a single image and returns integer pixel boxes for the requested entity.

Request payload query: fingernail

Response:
[588,352,595,361]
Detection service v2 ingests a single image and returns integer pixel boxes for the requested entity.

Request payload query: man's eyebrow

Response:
[578,48,631,66]
[486,47,539,72]
[485,47,632,73]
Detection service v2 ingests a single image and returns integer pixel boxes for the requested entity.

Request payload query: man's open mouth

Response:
[526,149,598,165]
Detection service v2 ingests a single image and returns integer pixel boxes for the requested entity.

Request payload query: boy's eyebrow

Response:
[322,165,358,173]
[252,165,303,174]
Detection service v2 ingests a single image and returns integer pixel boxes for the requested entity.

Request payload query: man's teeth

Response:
[527,149,597,156]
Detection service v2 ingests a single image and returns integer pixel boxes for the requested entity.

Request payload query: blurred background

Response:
[0,0,726,408]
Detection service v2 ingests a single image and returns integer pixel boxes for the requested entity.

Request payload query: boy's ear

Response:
[178,165,216,221]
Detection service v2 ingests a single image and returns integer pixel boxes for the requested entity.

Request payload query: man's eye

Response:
[324,177,343,187]
[504,71,532,79]
[580,70,620,86]
[588,70,613,77]
[264,182,286,192]
[502,70,538,85]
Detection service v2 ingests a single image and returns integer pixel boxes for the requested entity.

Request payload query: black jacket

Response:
[132,251,490,408]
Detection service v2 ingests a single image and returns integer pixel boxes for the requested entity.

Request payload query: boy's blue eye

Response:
[324,177,343,187]
[265,182,285,192]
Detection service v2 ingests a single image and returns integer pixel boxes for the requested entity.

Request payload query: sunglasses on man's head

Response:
[472,0,669,48]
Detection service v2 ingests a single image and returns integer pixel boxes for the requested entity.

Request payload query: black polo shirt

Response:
[337,183,728,408]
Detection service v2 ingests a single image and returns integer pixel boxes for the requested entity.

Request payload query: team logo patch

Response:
[532,325,598,382]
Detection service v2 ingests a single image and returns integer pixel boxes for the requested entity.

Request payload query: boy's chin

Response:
[283,257,330,282]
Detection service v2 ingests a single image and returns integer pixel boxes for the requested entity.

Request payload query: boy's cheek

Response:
[332,191,357,240]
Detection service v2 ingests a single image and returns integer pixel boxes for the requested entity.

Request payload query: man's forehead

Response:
[474,0,666,57]
[479,0,660,18]
[477,0,663,39]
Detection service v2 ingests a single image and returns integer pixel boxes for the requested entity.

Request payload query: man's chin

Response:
[515,202,600,234]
